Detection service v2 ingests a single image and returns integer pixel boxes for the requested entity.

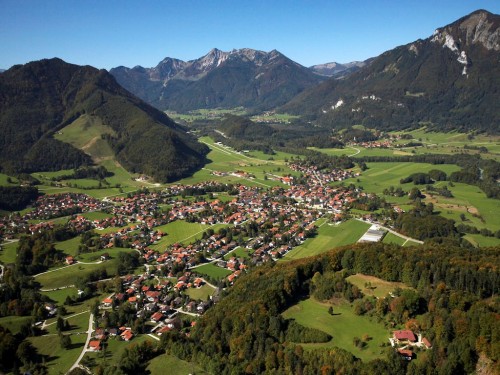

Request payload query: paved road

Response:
[67,313,93,374]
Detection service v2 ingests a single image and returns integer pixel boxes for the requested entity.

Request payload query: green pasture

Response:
[55,114,116,150]
[77,247,134,263]
[55,236,82,257]
[35,259,121,290]
[29,333,87,375]
[82,211,113,221]
[148,353,208,375]
[346,274,411,299]
[0,240,18,264]
[282,298,389,362]
[426,182,500,232]
[44,310,90,335]
[284,219,370,260]
[0,173,18,186]
[150,221,229,250]
[344,162,461,197]
[41,287,79,305]
[83,334,156,371]
[382,232,407,246]
[0,315,32,334]
[463,234,500,248]
[185,284,216,301]
[193,263,232,280]
[224,246,251,260]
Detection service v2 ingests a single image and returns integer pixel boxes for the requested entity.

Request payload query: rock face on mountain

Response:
[110,48,324,112]
[0,58,208,181]
[282,10,500,133]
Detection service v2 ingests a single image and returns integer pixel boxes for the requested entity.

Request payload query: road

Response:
[67,313,94,374]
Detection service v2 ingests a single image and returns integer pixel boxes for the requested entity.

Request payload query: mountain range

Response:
[110,48,325,112]
[309,60,373,78]
[281,9,500,132]
[0,58,208,181]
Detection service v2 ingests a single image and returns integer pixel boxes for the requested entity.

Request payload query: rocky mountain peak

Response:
[431,9,499,51]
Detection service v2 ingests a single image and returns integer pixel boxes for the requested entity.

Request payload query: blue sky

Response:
[1,0,499,70]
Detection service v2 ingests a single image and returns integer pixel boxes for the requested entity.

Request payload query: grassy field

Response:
[224,246,251,260]
[83,334,156,371]
[0,173,18,185]
[0,240,18,264]
[150,221,229,250]
[166,107,247,123]
[147,353,208,375]
[81,211,113,221]
[35,259,121,290]
[346,274,411,299]
[29,333,87,374]
[382,232,407,246]
[55,236,82,257]
[284,219,370,260]
[185,284,216,301]
[0,315,32,334]
[193,263,232,280]
[463,234,500,248]
[283,297,389,362]
[176,137,295,188]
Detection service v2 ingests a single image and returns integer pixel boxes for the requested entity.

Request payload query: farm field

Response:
[83,334,156,371]
[185,284,216,301]
[29,333,87,375]
[282,297,389,362]
[426,182,500,233]
[382,232,407,246]
[0,240,18,264]
[346,274,411,299]
[35,258,122,290]
[0,315,32,334]
[148,353,208,375]
[55,236,82,257]
[176,137,295,188]
[284,219,370,260]
[224,246,251,260]
[150,220,229,250]
[193,263,232,280]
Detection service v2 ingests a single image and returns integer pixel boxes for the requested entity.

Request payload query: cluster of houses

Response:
[391,330,432,360]
[288,163,358,186]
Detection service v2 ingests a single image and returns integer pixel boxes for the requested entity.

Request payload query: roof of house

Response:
[393,330,416,342]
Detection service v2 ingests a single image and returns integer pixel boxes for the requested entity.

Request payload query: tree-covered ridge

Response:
[160,243,500,374]
[281,10,500,133]
[0,58,208,182]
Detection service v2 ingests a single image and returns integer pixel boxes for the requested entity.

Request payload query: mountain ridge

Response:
[280,9,500,133]
[110,48,325,112]
[0,58,208,181]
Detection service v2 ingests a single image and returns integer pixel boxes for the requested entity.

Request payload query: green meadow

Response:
[282,298,389,362]
[193,263,232,280]
[29,333,87,374]
[35,257,123,290]
[346,274,411,299]
[284,219,370,260]
[0,240,18,264]
[148,353,208,375]
[185,284,216,301]
[0,315,32,334]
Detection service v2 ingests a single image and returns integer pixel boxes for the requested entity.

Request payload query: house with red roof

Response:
[393,330,417,344]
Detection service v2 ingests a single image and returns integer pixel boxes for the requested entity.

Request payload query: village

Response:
[0,159,422,363]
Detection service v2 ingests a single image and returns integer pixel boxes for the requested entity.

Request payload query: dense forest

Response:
[0,186,39,211]
[155,243,500,374]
